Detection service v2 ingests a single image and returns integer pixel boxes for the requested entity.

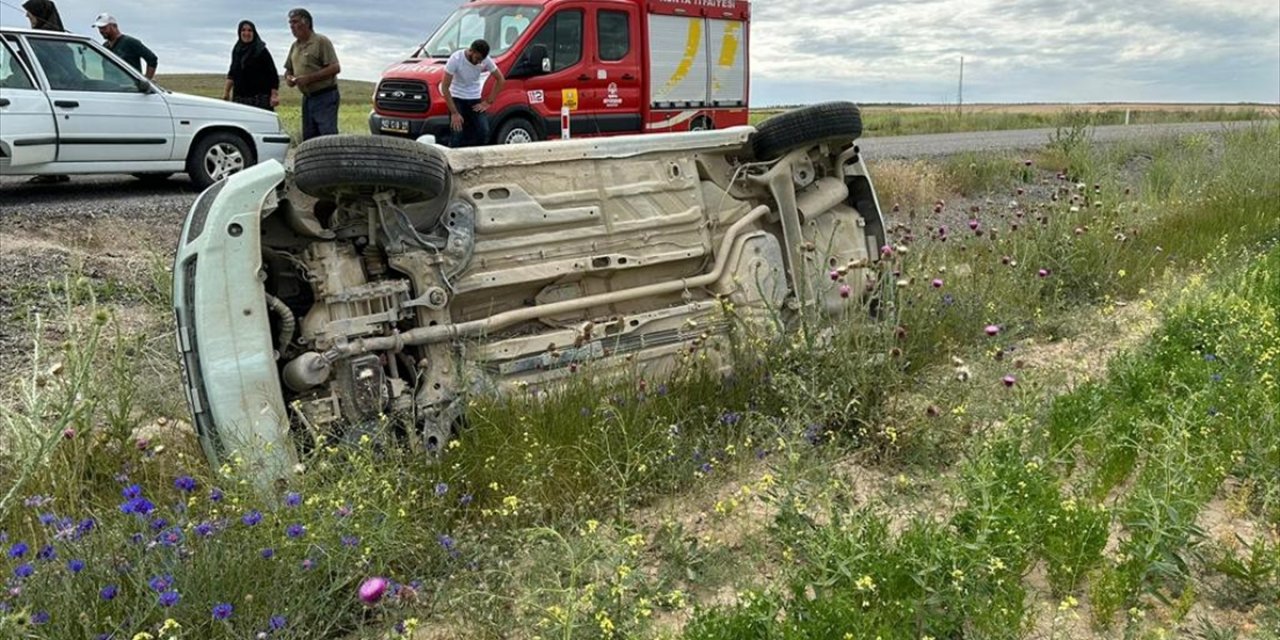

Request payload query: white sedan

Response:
[0,27,290,188]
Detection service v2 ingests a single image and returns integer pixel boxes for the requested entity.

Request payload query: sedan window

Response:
[0,41,35,90]
[29,38,140,93]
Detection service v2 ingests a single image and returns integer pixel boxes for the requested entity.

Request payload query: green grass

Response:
[1,124,1277,638]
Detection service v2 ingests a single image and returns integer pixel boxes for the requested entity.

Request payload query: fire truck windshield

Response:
[418,4,544,58]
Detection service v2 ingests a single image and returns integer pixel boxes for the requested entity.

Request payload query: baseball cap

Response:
[91,13,118,28]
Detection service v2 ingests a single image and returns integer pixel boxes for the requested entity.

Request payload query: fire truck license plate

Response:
[380,119,409,134]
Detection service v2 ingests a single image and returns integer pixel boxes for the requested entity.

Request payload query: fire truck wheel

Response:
[294,135,450,204]
[750,101,863,161]
[495,117,539,144]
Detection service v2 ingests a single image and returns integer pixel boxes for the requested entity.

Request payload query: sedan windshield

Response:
[418,4,543,58]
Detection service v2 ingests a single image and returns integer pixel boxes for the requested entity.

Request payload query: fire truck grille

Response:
[375,80,430,113]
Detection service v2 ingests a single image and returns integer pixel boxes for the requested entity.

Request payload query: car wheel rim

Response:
[204,143,246,182]
[504,129,532,144]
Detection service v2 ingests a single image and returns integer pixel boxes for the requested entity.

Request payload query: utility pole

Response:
[958,56,964,117]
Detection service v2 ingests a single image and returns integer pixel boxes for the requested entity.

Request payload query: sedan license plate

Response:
[380,119,410,134]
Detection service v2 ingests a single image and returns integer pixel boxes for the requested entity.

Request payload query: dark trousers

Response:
[450,98,490,147]
[233,94,275,112]
[301,87,340,141]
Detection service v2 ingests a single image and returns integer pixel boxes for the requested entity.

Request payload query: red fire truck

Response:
[368,0,750,144]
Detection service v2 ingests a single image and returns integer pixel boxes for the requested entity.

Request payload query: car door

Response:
[584,6,641,135]
[0,38,57,167]
[25,35,173,163]
[516,7,593,137]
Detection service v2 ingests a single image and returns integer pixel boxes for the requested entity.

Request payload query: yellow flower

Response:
[132,634,156,640]
[586,519,600,534]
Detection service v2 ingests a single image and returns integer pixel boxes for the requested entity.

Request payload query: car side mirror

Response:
[136,78,153,93]
[527,44,550,75]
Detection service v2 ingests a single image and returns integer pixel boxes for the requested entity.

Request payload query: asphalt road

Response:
[0,120,1271,219]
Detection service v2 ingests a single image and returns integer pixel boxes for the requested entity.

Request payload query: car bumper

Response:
[173,160,296,482]
[368,110,451,142]
[254,133,292,165]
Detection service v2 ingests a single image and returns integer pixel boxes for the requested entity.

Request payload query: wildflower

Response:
[36,544,56,561]
[880,245,894,257]
[242,510,263,526]
[931,278,944,288]
[158,590,181,607]
[1002,375,1017,387]
[968,219,979,231]
[286,524,305,539]
[32,611,50,625]
[151,518,169,531]
[437,534,455,553]
[157,527,182,547]
[78,518,96,535]
[14,563,34,578]
[1037,268,1050,278]
[174,476,197,493]
[261,548,275,559]
[68,559,85,574]
[38,512,57,526]
[720,411,741,426]
[122,484,143,500]
[335,504,353,517]
[301,558,315,570]
[269,615,287,631]
[839,284,851,298]
[100,584,119,600]
[212,603,234,620]
[359,577,389,604]
[985,324,1000,336]
[209,488,224,502]
[341,536,359,548]
[434,483,449,497]
[119,497,155,516]
[284,492,302,507]
[149,575,174,592]
[829,269,840,281]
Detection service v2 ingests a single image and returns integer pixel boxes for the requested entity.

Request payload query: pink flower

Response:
[829,269,840,281]
[985,325,1000,337]
[359,577,389,605]
[931,278,944,288]
[839,284,852,298]
[1037,268,1050,278]
[1002,375,1016,387]
[1001,255,1011,265]
[880,245,894,257]
[63,428,76,440]
[968,219,979,231]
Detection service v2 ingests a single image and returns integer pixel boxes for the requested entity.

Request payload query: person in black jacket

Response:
[222,21,279,111]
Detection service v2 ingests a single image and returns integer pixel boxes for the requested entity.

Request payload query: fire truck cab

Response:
[369,0,750,144]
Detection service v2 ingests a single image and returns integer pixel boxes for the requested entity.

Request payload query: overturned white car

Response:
[172,102,884,480]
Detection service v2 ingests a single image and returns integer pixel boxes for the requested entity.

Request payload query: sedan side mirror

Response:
[136,78,154,93]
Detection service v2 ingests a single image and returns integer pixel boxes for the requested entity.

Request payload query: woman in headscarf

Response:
[22,0,66,32]
[222,21,280,111]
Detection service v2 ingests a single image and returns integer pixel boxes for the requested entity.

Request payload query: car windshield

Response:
[417,4,542,58]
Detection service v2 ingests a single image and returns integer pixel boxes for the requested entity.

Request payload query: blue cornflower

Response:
[699,462,713,474]
[67,559,85,574]
[261,548,275,559]
[459,494,474,507]
[1211,373,1223,383]
[158,527,182,547]
[284,492,302,507]
[434,482,449,497]
[38,513,57,526]
[720,411,742,426]
[78,518,96,534]
[209,488,224,502]
[151,518,169,531]
[36,544,56,562]
[174,476,197,492]
[8,541,29,558]
[242,510,263,526]
[212,602,233,620]
[195,522,215,537]
[285,524,305,539]
[100,584,118,601]
[158,590,180,607]
[122,484,142,499]
[118,497,155,516]
[437,534,455,552]
[31,611,49,625]
[148,574,173,592]
[1204,353,1217,362]
[341,535,359,548]
[268,615,287,630]
[14,563,34,578]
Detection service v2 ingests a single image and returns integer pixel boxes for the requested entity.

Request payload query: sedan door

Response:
[0,38,57,167]
[25,35,173,163]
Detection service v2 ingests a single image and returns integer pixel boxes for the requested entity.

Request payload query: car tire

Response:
[187,132,253,190]
[294,135,450,204]
[495,117,539,145]
[750,101,863,161]
[132,172,173,184]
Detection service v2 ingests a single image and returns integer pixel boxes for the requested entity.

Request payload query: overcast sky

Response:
[2,0,1277,105]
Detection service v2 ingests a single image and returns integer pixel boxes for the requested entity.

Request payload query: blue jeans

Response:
[450,98,490,147]
[301,87,340,141]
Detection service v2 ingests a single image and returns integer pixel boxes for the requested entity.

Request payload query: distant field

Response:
[155,74,1278,141]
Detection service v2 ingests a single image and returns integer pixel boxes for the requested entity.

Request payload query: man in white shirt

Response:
[441,39,505,147]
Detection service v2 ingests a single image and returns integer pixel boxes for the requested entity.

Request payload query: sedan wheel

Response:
[187,132,254,190]
[205,143,246,182]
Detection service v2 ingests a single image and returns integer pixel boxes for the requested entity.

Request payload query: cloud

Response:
[1,0,1275,104]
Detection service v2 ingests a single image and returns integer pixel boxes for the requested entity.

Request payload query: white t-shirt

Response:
[444,49,497,100]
